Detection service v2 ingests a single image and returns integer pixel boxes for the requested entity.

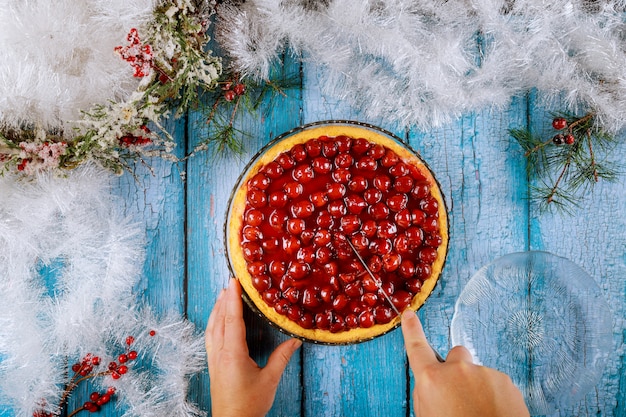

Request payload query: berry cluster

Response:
[81,387,116,414]
[31,332,157,417]
[222,81,246,102]
[107,336,139,380]
[114,28,154,78]
[16,141,68,174]
[118,125,152,147]
[551,117,575,145]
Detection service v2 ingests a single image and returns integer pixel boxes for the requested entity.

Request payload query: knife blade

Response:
[344,235,445,362]
[344,236,401,317]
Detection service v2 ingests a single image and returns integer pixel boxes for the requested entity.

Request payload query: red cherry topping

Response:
[240,134,443,333]
[263,162,284,179]
[312,157,332,174]
[306,140,322,157]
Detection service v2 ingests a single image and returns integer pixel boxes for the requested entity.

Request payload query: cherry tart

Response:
[226,122,448,344]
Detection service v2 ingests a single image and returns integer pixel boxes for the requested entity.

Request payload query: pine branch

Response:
[510,112,621,212]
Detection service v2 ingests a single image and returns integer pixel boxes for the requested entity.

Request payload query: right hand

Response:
[401,309,530,417]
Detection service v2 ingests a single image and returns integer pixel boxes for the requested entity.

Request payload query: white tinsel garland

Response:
[0,167,205,417]
[0,0,155,130]
[218,0,626,132]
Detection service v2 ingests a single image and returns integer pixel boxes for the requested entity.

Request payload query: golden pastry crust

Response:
[226,123,448,344]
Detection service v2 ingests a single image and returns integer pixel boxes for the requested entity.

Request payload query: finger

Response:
[401,309,438,375]
[445,345,474,364]
[223,278,248,352]
[206,289,226,342]
[207,289,227,357]
[263,338,302,384]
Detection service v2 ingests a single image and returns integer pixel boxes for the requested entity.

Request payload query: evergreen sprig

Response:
[191,73,301,157]
[510,112,620,212]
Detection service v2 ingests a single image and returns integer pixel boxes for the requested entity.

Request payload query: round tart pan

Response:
[224,120,449,344]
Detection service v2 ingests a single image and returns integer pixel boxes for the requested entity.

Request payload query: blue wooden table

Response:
[112,55,625,417]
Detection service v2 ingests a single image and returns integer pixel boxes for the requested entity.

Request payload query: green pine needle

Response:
[510,112,621,212]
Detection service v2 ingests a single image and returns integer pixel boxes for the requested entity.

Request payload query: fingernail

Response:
[402,309,416,320]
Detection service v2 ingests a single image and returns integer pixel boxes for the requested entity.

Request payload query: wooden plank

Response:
[406,96,530,415]
[527,93,626,417]
[300,62,409,417]
[185,52,304,416]
[101,117,188,417]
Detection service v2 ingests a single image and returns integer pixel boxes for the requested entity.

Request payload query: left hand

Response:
[205,278,302,417]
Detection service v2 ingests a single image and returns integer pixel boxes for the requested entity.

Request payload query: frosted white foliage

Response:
[218,0,626,132]
[0,167,205,417]
[0,0,155,131]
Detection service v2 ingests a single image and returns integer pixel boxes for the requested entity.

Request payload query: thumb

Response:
[263,338,302,383]
[401,309,438,375]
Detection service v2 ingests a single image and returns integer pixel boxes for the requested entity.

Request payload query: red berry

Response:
[233,83,246,95]
[368,144,386,160]
[244,209,264,226]
[292,164,314,183]
[340,214,361,234]
[248,173,270,190]
[374,306,394,325]
[315,311,332,330]
[552,117,568,130]
[111,372,120,380]
[348,176,368,193]
[128,350,138,360]
[363,188,382,204]
[372,174,391,191]
[284,181,303,198]
[312,157,332,174]
[276,153,295,169]
[287,218,306,235]
[321,140,338,157]
[72,363,81,373]
[358,311,375,328]
[90,392,100,402]
[242,225,263,241]
[334,153,353,169]
[108,362,118,371]
[418,247,438,264]
[382,253,401,272]
[387,193,408,212]
[224,90,236,102]
[369,202,390,220]
[247,261,266,276]
[309,191,328,207]
[247,189,267,208]
[118,365,128,375]
[291,144,308,162]
[564,134,575,145]
[332,168,351,183]
[327,200,347,217]
[118,354,128,364]
[263,288,281,306]
[252,274,271,292]
[96,394,111,406]
[305,140,322,157]
[381,150,399,167]
[291,200,315,218]
[91,356,100,366]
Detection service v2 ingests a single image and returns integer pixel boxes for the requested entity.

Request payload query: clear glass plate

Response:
[451,251,612,415]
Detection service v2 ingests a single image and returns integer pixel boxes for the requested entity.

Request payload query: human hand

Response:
[401,309,530,417]
[205,278,302,417]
